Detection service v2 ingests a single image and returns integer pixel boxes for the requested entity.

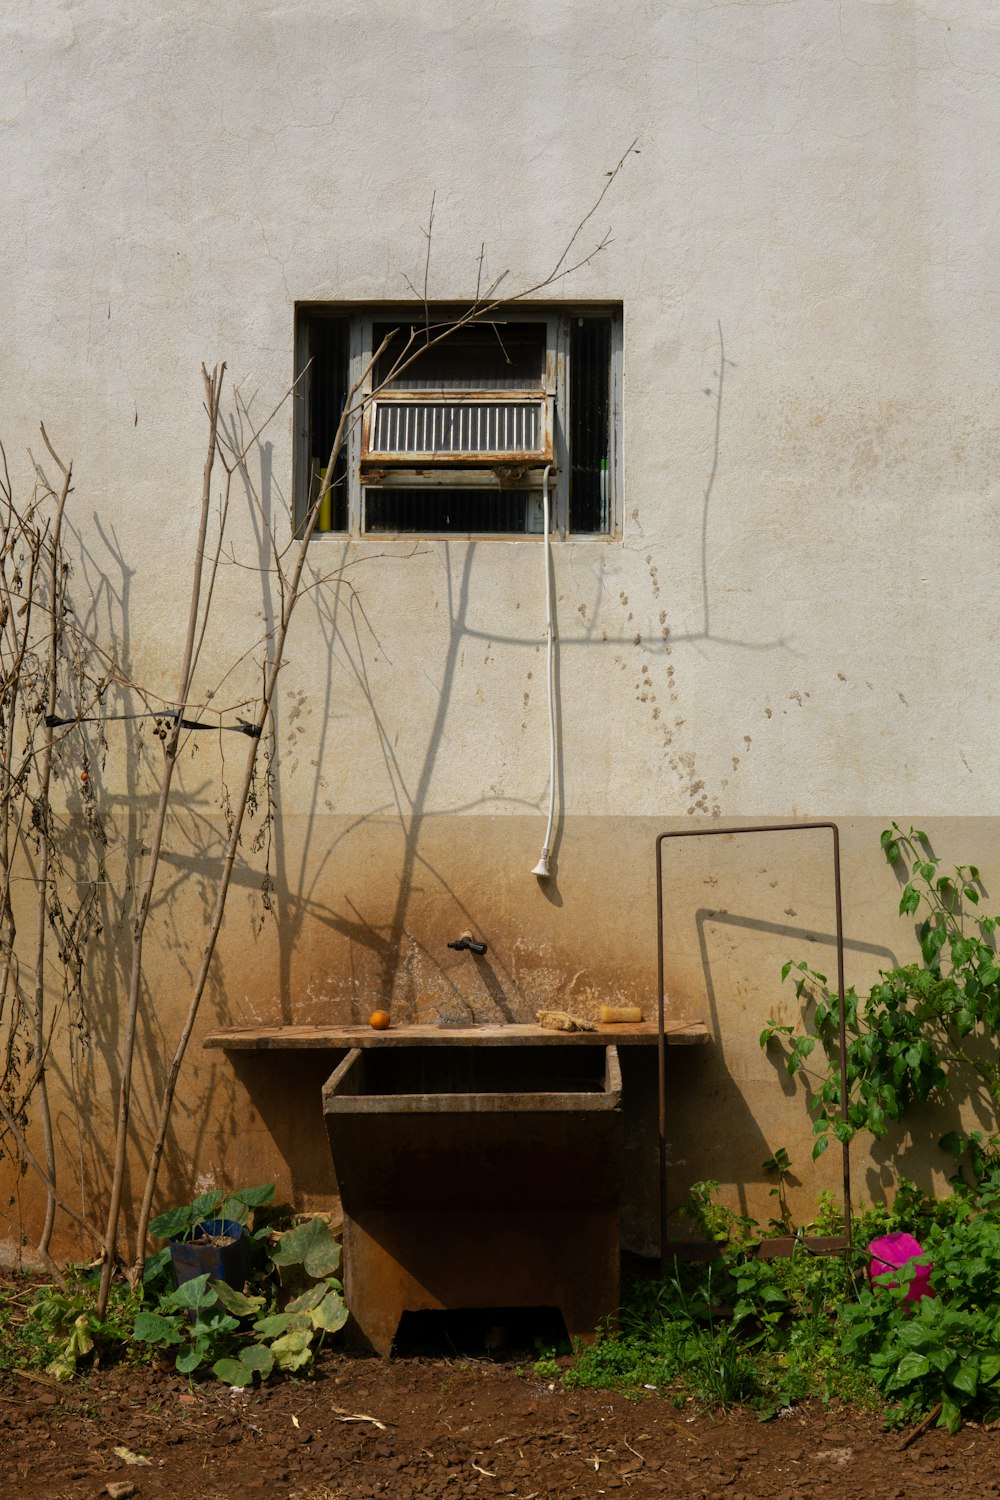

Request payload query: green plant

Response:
[26,1275,140,1380]
[532,1349,561,1381]
[678,1180,756,1248]
[133,1197,348,1385]
[142,1181,279,1287]
[761,825,1000,1174]
[762,1147,794,1233]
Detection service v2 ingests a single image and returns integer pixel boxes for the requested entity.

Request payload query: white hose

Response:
[532,464,556,878]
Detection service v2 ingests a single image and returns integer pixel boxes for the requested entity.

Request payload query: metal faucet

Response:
[447,931,488,956]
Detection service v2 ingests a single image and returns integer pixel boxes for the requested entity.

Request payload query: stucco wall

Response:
[4,0,1000,1257]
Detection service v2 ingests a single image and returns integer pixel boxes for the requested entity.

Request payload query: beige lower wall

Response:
[7,812,997,1263]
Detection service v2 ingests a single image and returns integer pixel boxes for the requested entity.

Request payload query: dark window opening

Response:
[373,321,545,392]
[569,317,612,534]
[297,306,619,536]
[365,488,537,535]
[307,315,349,533]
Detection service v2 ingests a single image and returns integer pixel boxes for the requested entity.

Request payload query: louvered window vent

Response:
[365,397,549,463]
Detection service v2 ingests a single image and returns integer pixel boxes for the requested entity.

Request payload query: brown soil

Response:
[3,1352,999,1500]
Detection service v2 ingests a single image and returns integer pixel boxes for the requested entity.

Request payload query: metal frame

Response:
[294,303,623,540]
[655,822,852,1271]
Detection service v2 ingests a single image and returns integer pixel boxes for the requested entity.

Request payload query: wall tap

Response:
[447,931,488,956]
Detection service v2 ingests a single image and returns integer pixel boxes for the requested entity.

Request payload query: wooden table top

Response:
[203,1020,711,1051]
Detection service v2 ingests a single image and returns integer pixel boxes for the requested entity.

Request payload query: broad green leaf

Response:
[212,1345,274,1386]
[893,1352,930,1384]
[212,1356,253,1387]
[222,1182,276,1224]
[229,1182,275,1209]
[311,1290,348,1333]
[269,1327,313,1371]
[899,885,920,917]
[252,1312,309,1338]
[940,1394,962,1434]
[149,1204,198,1241]
[176,1343,209,1374]
[286,1282,329,1314]
[240,1344,275,1376]
[190,1191,223,1221]
[142,1246,172,1283]
[164,1274,217,1312]
[210,1279,265,1317]
[133,1310,184,1345]
[270,1217,342,1280]
[950,1356,980,1397]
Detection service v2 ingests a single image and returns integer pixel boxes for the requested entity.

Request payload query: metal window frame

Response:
[295,303,622,540]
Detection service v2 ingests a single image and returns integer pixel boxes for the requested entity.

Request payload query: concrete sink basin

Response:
[323,1041,623,1354]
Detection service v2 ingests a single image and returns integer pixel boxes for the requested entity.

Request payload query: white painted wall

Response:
[3,1,1000,1246]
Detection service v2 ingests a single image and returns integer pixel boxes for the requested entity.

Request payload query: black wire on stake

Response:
[45,711,262,737]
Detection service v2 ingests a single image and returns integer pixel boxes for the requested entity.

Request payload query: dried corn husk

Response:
[536,1009,597,1033]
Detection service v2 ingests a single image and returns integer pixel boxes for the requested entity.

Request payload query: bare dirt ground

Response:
[3,1350,1000,1500]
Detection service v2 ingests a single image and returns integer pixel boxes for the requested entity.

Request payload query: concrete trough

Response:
[323,1041,623,1354]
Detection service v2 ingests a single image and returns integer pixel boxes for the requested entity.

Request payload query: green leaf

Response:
[812,1136,829,1160]
[67,1314,95,1359]
[149,1204,198,1241]
[950,1356,980,1398]
[212,1356,253,1387]
[286,1282,329,1315]
[964,886,980,905]
[240,1343,275,1376]
[142,1246,172,1283]
[899,885,921,917]
[176,1343,210,1375]
[894,1352,930,1384]
[190,1191,224,1221]
[133,1311,184,1345]
[212,1343,275,1387]
[222,1182,276,1224]
[310,1290,348,1334]
[210,1279,264,1317]
[270,1217,342,1280]
[163,1273,217,1312]
[940,1394,962,1434]
[252,1312,307,1338]
[269,1327,313,1372]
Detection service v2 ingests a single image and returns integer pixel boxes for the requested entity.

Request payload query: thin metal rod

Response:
[655,821,851,1273]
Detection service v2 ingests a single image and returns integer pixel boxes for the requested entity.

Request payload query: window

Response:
[295,305,621,537]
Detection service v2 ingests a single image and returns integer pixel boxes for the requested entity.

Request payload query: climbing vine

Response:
[761,824,1000,1178]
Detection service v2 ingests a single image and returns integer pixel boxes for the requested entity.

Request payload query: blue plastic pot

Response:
[170,1217,248,1291]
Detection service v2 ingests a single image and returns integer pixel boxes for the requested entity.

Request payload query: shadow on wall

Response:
[659,898,900,1227]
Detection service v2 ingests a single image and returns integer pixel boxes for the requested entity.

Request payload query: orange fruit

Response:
[368,1010,391,1030]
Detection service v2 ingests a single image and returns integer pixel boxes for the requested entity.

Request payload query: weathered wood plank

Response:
[203,1021,710,1051]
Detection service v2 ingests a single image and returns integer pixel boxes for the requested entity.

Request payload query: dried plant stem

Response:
[129,141,638,1273]
[128,374,359,1277]
[97,365,225,1318]
[31,428,72,1256]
